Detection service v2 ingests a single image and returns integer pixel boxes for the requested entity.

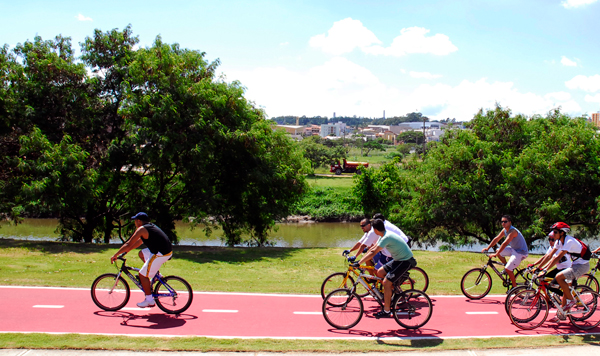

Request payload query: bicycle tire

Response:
[321,272,356,299]
[569,288,600,330]
[461,268,492,299]
[91,273,130,311]
[322,288,363,330]
[582,274,600,293]
[508,289,548,330]
[154,276,193,314]
[505,285,529,315]
[392,289,433,329]
[408,266,429,293]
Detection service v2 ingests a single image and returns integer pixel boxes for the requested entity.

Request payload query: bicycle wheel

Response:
[321,272,355,299]
[508,289,548,330]
[569,288,600,330]
[582,274,599,293]
[322,288,363,330]
[505,285,529,315]
[392,289,433,329]
[154,276,193,314]
[408,267,429,293]
[461,268,492,299]
[91,273,130,311]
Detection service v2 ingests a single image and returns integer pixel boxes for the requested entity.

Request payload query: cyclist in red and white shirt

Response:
[529,231,571,279]
[542,222,590,316]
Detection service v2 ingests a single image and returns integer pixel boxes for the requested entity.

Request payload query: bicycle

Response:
[321,252,427,299]
[322,263,433,330]
[581,253,600,292]
[508,271,600,330]
[91,253,193,314]
[461,255,531,299]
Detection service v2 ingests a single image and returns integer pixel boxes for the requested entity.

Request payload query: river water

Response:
[0,218,559,253]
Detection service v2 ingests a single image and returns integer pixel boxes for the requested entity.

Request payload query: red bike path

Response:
[1,286,598,340]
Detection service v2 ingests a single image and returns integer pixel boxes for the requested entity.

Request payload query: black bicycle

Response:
[91,253,193,314]
[461,255,531,299]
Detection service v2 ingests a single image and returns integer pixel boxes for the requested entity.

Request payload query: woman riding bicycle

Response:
[110,212,172,308]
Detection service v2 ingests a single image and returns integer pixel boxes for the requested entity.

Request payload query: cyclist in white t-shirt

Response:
[373,213,410,246]
[529,231,571,279]
[343,218,392,268]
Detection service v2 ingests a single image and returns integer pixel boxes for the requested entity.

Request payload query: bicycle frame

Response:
[522,277,590,318]
[481,256,529,289]
[113,256,176,299]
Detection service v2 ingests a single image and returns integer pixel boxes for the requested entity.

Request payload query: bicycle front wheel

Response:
[508,289,548,330]
[408,267,429,293]
[505,285,529,316]
[322,289,363,329]
[321,272,355,299]
[393,289,433,329]
[154,276,193,314]
[569,288,600,330]
[91,273,130,311]
[461,268,492,299]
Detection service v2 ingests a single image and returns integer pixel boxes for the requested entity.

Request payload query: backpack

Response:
[569,237,592,261]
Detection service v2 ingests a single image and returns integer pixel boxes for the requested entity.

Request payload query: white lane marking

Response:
[122,307,153,311]
[465,311,498,315]
[202,309,238,313]
[32,305,64,308]
[293,311,321,315]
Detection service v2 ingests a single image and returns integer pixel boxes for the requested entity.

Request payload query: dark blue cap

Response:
[131,212,149,221]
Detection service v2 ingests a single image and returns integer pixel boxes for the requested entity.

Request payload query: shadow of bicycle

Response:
[94,310,198,329]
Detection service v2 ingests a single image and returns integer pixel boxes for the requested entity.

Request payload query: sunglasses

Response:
[548,238,555,241]
[360,223,370,227]
[501,220,509,224]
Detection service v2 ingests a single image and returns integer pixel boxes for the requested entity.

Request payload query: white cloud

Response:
[561,56,577,67]
[585,94,600,103]
[562,0,598,8]
[76,13,93,22]
[309,18,381,55]
[363,27,458,57]
[410,71,442,79]
[223,61,581,121]
[279,42,289,46]
[565,74,600,92]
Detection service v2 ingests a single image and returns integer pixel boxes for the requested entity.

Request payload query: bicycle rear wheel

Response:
[569,288,600,330]
[461,268,492,299]
[154,276,193,314]
[508,289,548,330]
[91,273,130,311]
[408,267,429,293]
[392,289,433,329]
[321,272,356,299]
[322,289,363,329]
[582,274,600,293]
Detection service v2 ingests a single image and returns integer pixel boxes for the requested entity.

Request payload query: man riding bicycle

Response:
[357,219,416,319]
[482,215,528,289]
[110,212,173,308]
[344,218,393,269]
[541,222,591,317]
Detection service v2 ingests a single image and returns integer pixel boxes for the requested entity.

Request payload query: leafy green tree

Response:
[362,139,386,156]
[397,131,424,144]
[298,136,345,171]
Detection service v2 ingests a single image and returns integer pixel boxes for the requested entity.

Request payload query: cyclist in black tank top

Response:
[111,212,173,308]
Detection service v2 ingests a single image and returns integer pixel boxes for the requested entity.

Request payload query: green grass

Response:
[0,238,592,352]
[306,175,356,191]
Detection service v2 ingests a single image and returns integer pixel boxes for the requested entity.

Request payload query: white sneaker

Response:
[136,299,155,308]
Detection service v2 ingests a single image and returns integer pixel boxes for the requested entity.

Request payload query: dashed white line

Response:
[32,305,64,309]
[202,309,238,313]
[465,311,498,315]
[293,311,321,315]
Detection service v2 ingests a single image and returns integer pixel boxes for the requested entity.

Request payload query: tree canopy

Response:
[1,26,308,246]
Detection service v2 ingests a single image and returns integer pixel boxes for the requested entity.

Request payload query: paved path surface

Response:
[1,346,600,355]
[1,286,599,340]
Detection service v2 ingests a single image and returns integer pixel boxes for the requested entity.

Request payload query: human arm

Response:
[110,226,147,263]
[358,246,383,266]
[489,230,517,257]
[482,230,505,253]
[542,250,568,273]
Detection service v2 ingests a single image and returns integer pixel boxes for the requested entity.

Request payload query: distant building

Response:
[320,121,347,137]
[592,112,600,128]
[275,125,304,140]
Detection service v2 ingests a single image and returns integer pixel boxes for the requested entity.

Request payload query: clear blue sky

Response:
[2,0,600,121]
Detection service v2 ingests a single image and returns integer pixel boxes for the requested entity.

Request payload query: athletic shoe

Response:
[374,310,392,319]
[136,300,155,308]
[550,312,566,322]
[564,299,577,311]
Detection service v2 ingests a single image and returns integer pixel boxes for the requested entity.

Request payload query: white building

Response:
[320,121,347,137]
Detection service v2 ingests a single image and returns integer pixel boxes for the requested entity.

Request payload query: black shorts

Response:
[383,257,417,285]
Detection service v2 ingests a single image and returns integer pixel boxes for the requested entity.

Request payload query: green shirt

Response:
[377,231,413,261]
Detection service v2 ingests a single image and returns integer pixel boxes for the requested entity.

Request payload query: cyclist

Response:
[482,215,528,289]
[357,218,416,319]
[529,231,572,279]
[110,212,173,308]
[373,213,411,246]
[344,218,393,269]
[541,222,591,318]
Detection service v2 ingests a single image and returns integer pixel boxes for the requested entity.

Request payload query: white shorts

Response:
[499,246,528,271]
[139,248,172,279]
